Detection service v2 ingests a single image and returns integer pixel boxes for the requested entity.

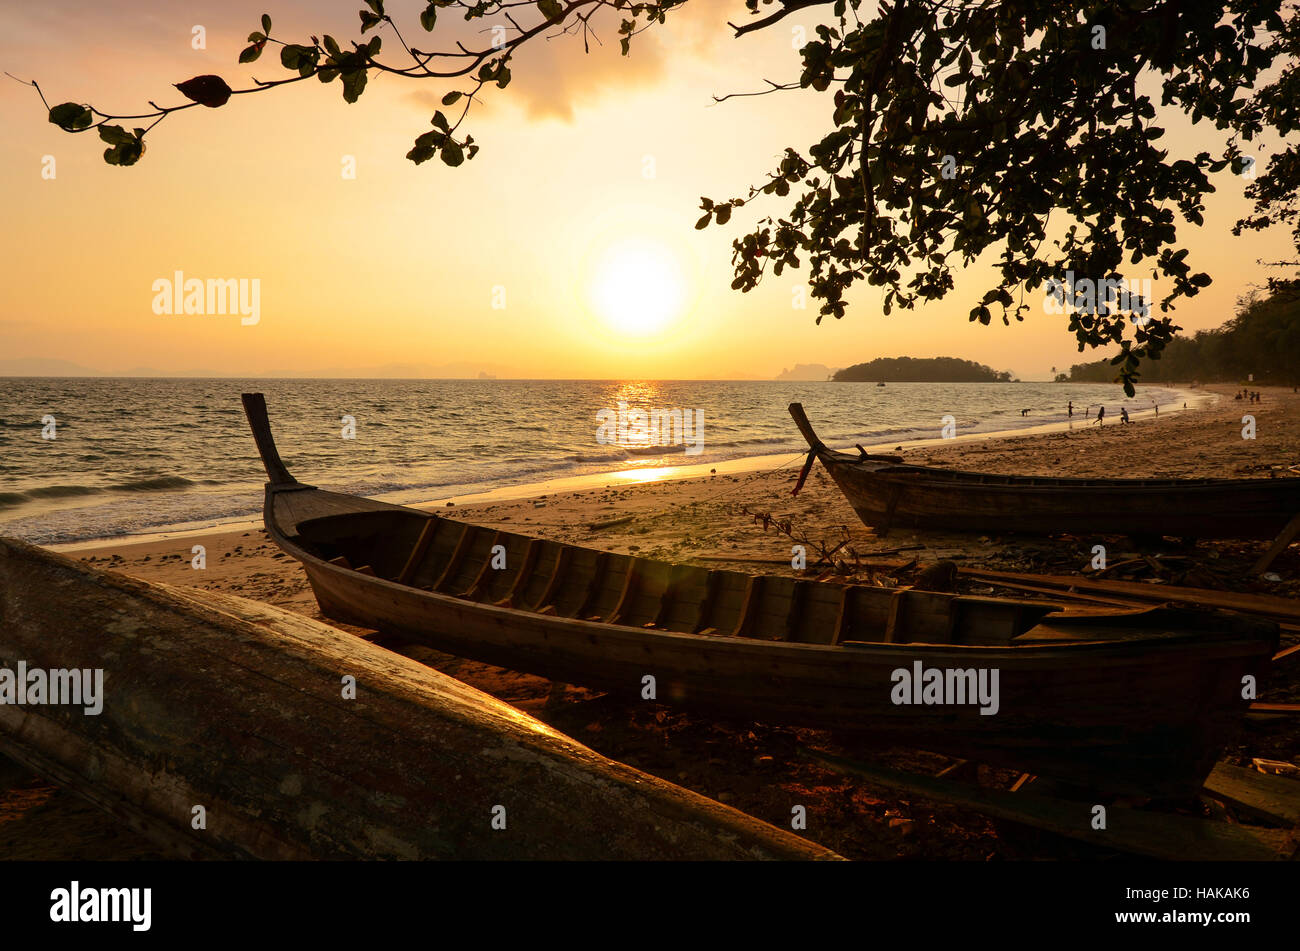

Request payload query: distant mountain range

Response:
[775,363,839,381]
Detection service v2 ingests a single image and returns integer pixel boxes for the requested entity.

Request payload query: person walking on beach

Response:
[1068,401,1073,418]
[1093,405,1106,425]
[1120,407,1130,424]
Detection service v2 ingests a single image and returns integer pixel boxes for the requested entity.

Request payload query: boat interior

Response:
[287,510,1233,648]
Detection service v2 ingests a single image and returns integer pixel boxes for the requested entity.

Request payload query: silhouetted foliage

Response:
[1066,288,1300,384]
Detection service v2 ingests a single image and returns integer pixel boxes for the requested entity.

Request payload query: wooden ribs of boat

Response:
[240,393,1278,799]
[788,402,1300,540]
[0,538,839,861]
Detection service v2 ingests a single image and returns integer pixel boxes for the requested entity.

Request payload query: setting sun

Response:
[586,238,687,337]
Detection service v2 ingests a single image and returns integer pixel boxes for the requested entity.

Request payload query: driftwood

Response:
[588,515,636,532]
[0,538,839,861]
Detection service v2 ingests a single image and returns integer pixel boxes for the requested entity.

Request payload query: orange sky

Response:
[1,1,1295,380]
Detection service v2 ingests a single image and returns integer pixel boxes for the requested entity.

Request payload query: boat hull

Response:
[821,459,1300,539]
[297,547,1269,799]
[788,401,1300,539]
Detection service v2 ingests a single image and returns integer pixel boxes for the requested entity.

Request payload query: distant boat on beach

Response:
[790,402,1300,542]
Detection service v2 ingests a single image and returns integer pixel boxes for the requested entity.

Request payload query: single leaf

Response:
[261,13,272,33]
[538,0,564,22]
[441,91,462,106]
[715,204,732,225]
[407,144,437,165]
[440,140,465,167]
[341,69,368,104]
[48,102,93,132]
[239,41,265,63]
[432,110,450,132]
[420,5,437,30]
[174,75,233,108]
[103,136,145,167]
[97,124,135,145]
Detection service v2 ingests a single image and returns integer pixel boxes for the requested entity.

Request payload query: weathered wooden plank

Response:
[960,568,1300,622]
[1253,511,1300,574]
[1203,763,1300,826]
[396,517,440,586]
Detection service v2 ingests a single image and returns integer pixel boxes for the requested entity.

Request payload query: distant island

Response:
[1061,289,1297,385]
[775,363,839,381]
[833,356,1015,383]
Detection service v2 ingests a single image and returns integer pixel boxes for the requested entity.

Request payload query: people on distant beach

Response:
[1067,401,1074,417]
[1020,408,1030,417]
[1120,407,1130,424]
[1093,405,1105,425]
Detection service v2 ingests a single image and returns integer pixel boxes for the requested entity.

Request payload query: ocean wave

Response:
[113,476,195,492]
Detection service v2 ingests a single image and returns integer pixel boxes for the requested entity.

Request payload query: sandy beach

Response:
[4,383,1297,860]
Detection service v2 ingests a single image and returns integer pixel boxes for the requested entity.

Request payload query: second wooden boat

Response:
[242,393,1277,798]
[788,402,1300,540]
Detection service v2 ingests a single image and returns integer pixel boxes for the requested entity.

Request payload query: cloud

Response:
[448,0,738,122]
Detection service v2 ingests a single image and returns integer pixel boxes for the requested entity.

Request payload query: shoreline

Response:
[53,383,1211,554]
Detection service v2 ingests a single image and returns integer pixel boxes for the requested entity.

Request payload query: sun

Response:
[586,238,686,337]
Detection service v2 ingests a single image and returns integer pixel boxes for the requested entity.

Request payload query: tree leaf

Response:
[441,91,462,106]
[103,133,145,167]
[341,69,368,104]
[440,140,465,167]
[174,75,233,108]
[239,41,265,63]
[48,102,92,132]
[97,124,135,145]
[538,0,564,22]
[432,110,450,131]
[420,4,438,30]
[261,13,272,33]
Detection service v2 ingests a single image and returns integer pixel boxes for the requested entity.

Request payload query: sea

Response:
[0,378,1197,546]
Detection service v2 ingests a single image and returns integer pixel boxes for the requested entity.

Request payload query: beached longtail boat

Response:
[242,393,1276,798]
[789,402,1300,540]
[0,538,839,860]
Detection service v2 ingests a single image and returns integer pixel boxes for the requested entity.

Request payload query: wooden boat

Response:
[242,394,1277,798]
[789,402,1300,540]
[0,537,839,860]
